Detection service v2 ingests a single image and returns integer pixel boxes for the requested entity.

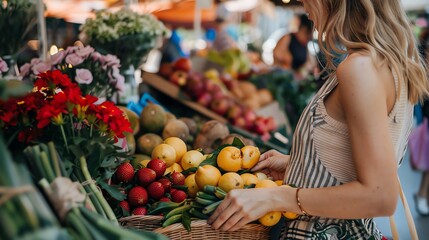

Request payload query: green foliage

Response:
[0,0,38,56]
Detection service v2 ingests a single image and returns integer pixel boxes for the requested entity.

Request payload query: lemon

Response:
[259,212,282,226]
[195,165,221,189]
[255,179,278,188]
[184,173,199,198]
[164,163,183,175]
[151,144,176,167]
[240,173,260,186]
[217,146,242,172]
[181,150,205,170]
[241,146,260,169]
[164,137,187,162]
[283,211,299,220]
[218,172,244,193]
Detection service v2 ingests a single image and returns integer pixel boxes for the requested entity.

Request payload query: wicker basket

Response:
[153,220,270,240]
[119,215,163,232]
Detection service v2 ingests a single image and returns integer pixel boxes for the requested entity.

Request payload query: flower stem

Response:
[90,124,93,138]
[69,114,75,138]
[59,125,69,153]
[79,156,118,224]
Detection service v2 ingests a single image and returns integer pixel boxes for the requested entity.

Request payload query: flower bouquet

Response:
[0,70,133,221]
[79,8,170,71]
[20,46,125,100]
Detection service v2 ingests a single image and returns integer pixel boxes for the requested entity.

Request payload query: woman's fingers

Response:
[219,212,244,231]
[251,158,271,172]
[228,218,252,232]
[207,197,232,228]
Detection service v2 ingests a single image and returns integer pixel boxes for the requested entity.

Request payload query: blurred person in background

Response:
[211,1,238,52]
[412,20,429,216]
[272,14,313,74]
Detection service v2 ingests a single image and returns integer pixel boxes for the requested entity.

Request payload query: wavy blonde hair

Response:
[315,0,429,103]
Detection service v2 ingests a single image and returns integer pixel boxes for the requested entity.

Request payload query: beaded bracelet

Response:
[296,188,310,216]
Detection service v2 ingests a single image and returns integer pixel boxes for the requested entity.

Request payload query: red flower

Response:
[17,127,42,144]
[74,95,98,120]
[37,104,66,128]
[95,101,132,139]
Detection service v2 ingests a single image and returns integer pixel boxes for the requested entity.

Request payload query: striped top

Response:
[279,71,414,239]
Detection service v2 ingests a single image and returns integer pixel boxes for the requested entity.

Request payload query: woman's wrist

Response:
[270,186,302,214]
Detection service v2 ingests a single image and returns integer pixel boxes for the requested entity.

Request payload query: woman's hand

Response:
[251,150,290,181]
[207,188,273,231]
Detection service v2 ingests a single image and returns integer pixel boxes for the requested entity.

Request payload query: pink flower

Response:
[65,46,78,55]
[75,69,93,85]
[102,54,121,69]
[31,58,43,65]
[50,51,66,65]
[33,62,52,75]
[0,58,9,73]
[92,52,102,61]
[65,53,84,66]
[20,63,32,76]
[115,73,125,93]
[75,46,94,58]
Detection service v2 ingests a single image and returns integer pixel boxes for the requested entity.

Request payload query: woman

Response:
[208,0,429,239]
[273,14,313,71]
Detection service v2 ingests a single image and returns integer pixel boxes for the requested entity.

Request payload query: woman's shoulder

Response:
[336,52,387,84]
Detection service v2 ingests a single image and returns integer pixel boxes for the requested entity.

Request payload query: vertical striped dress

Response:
[279,72,414,239]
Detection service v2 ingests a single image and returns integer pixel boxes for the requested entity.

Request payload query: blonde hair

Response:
[316,0,429,103]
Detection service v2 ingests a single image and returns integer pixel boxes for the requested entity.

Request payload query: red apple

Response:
[232,116,246,128]
[243,109,257,123]
[265,117,276,131]
[173,58,192,72]
[227,104,243,119]
[159,63,173,78]
[211,98,230,116]
[169,70,188,86]
[197,93,212,107]
[185,76,205,99]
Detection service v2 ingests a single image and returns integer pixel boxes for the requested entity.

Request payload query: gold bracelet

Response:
[296,188,309,216]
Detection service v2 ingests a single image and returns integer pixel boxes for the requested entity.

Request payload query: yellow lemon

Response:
[181,150,205,170]
[218,172,244,193]
[255,179,278,188]
[240,173,260,187]
[275,180,283,186]
[151,144,176,167]
[259,211,282,226]
[283,211,299,220]
[184,173,199,198]
[164,137,187,163]
[254,172,268,181]
[195,165,221,189]
[217,146,242,172]
[241,146,260,169]
[164,163,183,175]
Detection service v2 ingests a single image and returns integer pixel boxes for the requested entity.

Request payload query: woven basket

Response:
[153,220,271,240]
[119,215,163,232]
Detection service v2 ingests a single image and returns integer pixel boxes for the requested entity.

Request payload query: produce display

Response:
[113,132,299,232]
[159,57,277,139]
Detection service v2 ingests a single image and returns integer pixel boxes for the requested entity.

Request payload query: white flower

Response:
[19,63,32,76]
[33,62,51,75]
[75,69,93,85]
[75,46,94,58]
[50,51,66,65]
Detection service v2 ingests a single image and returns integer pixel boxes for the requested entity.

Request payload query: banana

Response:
[195,197,216,206]
[202,200,223,215]
[196,192,219,201]
[164,204,191,220]
[162,214,182,228]
[203,185,217,195]
[189,208,209,220]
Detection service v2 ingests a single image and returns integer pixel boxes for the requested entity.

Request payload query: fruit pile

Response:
[113,157,189,217]
[159,57,277,139]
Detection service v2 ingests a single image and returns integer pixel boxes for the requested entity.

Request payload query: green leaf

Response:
[181,167,197,175]
[231,137,245,148]
[98,180,126,201]
[181,211,192,232]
